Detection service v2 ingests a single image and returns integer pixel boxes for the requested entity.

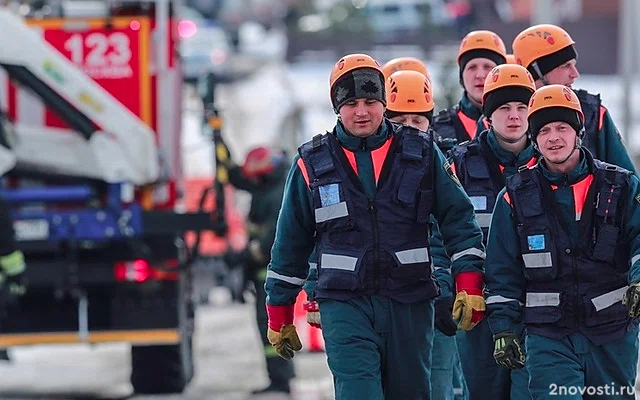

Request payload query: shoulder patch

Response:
[443,160,461,186]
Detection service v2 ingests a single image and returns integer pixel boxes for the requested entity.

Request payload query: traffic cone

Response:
[294,292,325,352]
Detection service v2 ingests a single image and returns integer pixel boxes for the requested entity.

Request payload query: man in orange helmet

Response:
[432,30,508,151]
[264,53,485,399]
[381,56,432,82]
[446,64,538,400]
[485,84,640,399]
[216,142,293,397]
[513,24,636,174]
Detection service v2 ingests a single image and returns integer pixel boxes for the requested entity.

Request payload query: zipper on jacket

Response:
[571,247,580,329]
[369,199,381,290]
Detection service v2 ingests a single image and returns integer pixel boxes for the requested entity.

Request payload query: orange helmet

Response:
[457,30,507,66]
[505,54,517,64]
[527,84,584,141]
[385,70,434,116]
[242,146,279,178]
[329,53,386,111]
[329,53,383,93]
[482,64,536,117]
[382,57,430,81]
[512,24,577,80]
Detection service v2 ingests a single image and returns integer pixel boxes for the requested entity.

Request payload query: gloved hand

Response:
[304,300,321,329]
[434,297,457,336]
[623,282,640,318]
[452,272,486,330]
[0,250,26,303]
[266,304,302,360]
[493,331,526,369]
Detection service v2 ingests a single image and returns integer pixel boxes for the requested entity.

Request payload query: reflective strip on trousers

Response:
[523,252,552,268]
[591,286,628,311]
[526,292,560,307]
[321,253,358,271]
[475,212,492,228]
[265,270,306,286]
[451,247,486,262]
[486,295,523,306]
[395,247,429,264]
[315,202,348,223]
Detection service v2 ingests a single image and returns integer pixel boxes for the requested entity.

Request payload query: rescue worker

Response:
[432,30,507,150]
[265,53,486,399]
[448,64,537,400]
[305,62,468,398]
[387,69,467,400]
[512,24,636,173]
[0,196,27,361]
[218,143,294,397]
[485,84,640,399]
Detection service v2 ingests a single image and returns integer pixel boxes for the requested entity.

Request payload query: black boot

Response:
[251,381,291,395]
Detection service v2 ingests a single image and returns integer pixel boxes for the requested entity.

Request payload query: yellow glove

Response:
[452,272,486,331]
[267,324,302,360]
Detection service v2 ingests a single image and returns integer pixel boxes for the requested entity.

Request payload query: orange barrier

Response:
[294,291,325,353]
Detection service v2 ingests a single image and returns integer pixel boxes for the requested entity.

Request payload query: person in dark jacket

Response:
[485,84,640,399]
[264,53,486,400]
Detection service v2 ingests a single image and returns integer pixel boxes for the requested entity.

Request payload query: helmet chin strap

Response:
[532,62,549,86]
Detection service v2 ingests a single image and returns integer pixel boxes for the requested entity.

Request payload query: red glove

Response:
[453,272,486,330]
[303,300,321,329]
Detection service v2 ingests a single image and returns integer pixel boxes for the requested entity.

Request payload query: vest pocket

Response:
[312,180,355,231]
[416,189,433,224]
[518,228,557,282]
[316,249,365,291]
[583,285,630,328]
[523,292,562,324]
[395,169,423,205]
[389,246,431,281]
[590,224,619,263]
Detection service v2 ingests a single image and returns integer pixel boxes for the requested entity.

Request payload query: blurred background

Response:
[0,0,638,399]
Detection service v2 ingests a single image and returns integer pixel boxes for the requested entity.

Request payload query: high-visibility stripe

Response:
[481,117,490,130]
[321,253,358,271]
[315,201,349,223]
[523,252,552,268]
[591,286,628,311]
[632,254,640,266]
[265,270,306,286]
[371,137,392,184]
[457,110,477,140]
[309,262,318,271]
[469,195,487,211]
[395,247,429,264]
[451,247,485,261]
[475,212,492,228]
[342,148,358,175]
[0,329,181,347]
[297,158,310,186]
[572,174,594,221]
[598,106,606,131]
[503,191,512,205]
[526,292,560,307]
[486,295,524,306]
[525,157,538,168]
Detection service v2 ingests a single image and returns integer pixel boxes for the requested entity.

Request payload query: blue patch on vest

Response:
[469,196,487,211]
[319,184,340,207]
[528,235,545,251]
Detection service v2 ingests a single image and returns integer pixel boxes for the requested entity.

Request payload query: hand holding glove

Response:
[452,272,486,330]
[434,297,458,336]
[304,300,321,329]
[493,331,526,369]
[266,304,302,360]
[623,282,640,318]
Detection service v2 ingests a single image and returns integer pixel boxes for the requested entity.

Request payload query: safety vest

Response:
[432,106,485,152]
[449,130,536,241]
[574,89,605,158]
[297,124,440,303]
[505,152,633,345]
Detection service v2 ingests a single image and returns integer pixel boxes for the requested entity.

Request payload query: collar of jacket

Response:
[485,128,535,168]
[539,148,590,187]
[335,119,391,152]
[459,92,483,121]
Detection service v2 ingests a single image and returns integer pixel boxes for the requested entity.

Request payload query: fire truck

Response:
[0,0,218,393]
